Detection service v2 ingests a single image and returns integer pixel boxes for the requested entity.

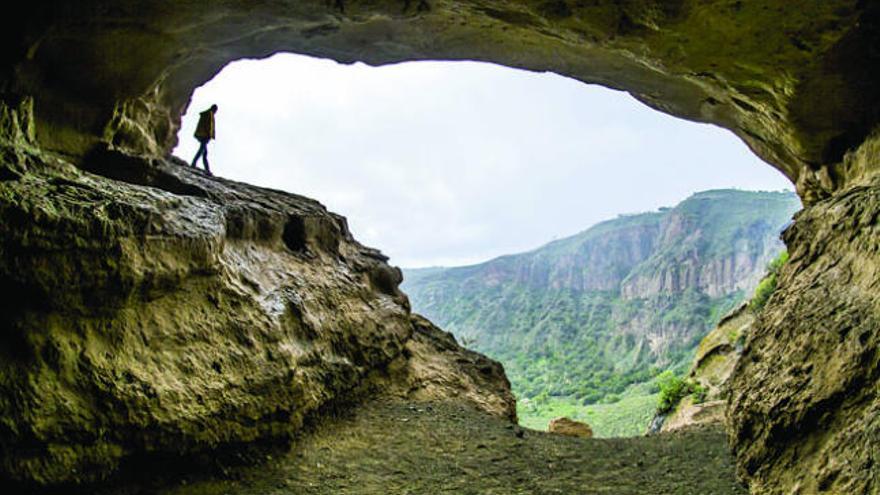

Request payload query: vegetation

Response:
[749,250,789,312]
[655,371,707,414]
[404,190,801,435]
[518,383,660,437]
[407,273,743,408]
[657,371,688,414]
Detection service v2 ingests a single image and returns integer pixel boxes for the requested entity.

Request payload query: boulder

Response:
[548,417,593,438]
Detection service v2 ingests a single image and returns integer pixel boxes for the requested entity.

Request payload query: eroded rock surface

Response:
[385,314,517,421]
[728,173,880,494]
[0,115,514,486]
[2,1,879,200]
[660,304,753,433]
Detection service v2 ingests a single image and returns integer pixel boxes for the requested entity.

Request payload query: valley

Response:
[404,190,800,435]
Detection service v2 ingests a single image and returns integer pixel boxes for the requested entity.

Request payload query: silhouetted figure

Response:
[191,104,218,175]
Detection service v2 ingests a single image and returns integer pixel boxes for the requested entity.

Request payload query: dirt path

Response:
[96,400,747,495]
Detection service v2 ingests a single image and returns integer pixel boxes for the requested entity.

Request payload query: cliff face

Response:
[621,191,797,299]
[474,213,663,292]
[0,107,514,486]
[728,163,880,494]
[403,190,798,404]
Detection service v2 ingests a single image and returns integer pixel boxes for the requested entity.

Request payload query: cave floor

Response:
[97,400,747,495]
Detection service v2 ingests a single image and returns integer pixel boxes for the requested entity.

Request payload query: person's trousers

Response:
[191,139,211,172]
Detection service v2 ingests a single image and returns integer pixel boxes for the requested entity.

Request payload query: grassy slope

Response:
[403,189,801,434]
[520,392,660,437]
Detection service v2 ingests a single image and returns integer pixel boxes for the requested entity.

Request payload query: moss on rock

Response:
[0,138,514,487]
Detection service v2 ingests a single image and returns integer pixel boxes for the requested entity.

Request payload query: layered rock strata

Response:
[0,116,514,485]
[729,170,880,494]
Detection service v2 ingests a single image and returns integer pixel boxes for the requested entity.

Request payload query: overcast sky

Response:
[174,53,793,268]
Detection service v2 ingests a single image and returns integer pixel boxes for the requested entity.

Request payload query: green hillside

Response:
[402,189,800,436]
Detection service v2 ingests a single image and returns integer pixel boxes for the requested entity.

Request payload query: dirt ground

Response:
[76,399,747,495]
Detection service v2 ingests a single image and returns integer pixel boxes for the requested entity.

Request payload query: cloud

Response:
[175,54,793,268]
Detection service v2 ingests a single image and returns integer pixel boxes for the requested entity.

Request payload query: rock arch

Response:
[3,1,879,200]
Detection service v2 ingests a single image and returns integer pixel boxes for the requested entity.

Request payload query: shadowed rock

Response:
[0,118,514,486]
[2,1,879,201]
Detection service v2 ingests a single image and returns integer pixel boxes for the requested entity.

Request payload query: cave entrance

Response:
[173,53,795,436]
[174,53,791,267]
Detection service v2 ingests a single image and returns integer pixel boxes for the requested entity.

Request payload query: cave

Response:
[2,2,880,493]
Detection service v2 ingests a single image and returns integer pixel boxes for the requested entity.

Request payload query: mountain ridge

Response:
[402,189,800,414]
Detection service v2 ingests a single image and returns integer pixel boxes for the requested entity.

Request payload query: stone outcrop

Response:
[728,173,880,494]
[2,2,880,494]
[0,112,514,486]
[548,417,593,438]
[661,399,726,433]
[658,304,754,433]
[385,314,517,422]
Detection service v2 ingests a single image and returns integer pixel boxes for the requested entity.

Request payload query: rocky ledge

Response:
[655,304,754,434]
[0,116,515,487]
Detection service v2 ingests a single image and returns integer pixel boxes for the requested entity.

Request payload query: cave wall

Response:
[0,101,516,485]
[729,147,880,493]
[2,1,880,493]
[2,1,879,200]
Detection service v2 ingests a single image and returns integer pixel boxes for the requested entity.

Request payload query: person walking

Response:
[191,104,218,175]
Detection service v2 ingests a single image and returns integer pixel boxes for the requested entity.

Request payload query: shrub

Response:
[654,372,710,413]
[749,276,777,312]
[749,250,788,312]
[656,371,690,414]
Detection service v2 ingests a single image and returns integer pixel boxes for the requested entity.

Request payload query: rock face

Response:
[385,315,517,422]
[659,304,754,433]
[548,417,593,438]
[728,174,880,494]
[0,111,515,486]
[2,3,880,494]
[403,190,796,404]
[3,1,879,202]
[619,191,798,300]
